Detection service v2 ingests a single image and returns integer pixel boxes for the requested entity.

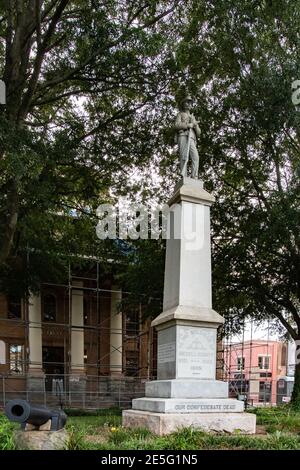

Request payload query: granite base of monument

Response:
[145,379,228,398]
[123,378,256,435]
[123,409,256,435]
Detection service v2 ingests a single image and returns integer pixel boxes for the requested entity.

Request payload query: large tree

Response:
[0,0,181,291]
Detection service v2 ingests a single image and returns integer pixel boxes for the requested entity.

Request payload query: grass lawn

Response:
[1,406,300,450]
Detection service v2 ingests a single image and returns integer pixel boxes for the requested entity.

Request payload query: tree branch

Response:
[142,2,179,28]
[36,2,179,93]
[19,0,70,120]
[242,149,271,210]
[35,0,41,48]
[0,180,19,265]
[22,0,60,45]
[274,309,297,340]
[257,284,299,338]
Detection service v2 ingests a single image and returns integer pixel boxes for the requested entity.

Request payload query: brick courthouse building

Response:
[0,260,156,408]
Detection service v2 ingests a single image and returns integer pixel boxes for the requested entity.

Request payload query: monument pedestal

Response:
[122,177,256,435]
[123,410,256,435]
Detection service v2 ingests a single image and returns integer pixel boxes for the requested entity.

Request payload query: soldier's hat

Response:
[182,94,193,103]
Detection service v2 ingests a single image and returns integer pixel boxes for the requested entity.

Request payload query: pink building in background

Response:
[224,340,288,405]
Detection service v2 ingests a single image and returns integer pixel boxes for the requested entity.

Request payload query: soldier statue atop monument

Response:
[174,94,201,179]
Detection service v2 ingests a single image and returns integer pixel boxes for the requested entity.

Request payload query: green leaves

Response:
[0,1,182,287]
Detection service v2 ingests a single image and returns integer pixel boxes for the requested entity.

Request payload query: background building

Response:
[0,260,157,409]
[223,339,290,405]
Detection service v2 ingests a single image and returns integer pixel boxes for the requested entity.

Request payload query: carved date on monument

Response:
[177,326,216,379]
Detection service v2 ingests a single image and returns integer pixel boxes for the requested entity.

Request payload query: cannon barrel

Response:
[5,399,67,430]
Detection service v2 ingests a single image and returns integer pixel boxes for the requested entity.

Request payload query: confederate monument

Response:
[175,94,201,179]
[122,95,256,435]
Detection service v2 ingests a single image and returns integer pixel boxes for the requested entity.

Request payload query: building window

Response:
[237,357,245,371]
[126,310,139,337]
[258,355,270,370]
[7,295,22,319]
[43,293,57,322]
[259,372,272,378]
[281,344,287,367]
[9,344,24,374]
[278,379,285,389]
[259,381,272,402]
[125,351,139,376]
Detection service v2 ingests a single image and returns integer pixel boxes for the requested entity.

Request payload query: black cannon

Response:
[5,399,67,431]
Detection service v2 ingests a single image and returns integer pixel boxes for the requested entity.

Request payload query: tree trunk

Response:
[291,346,300,409]
[0,179,19,265]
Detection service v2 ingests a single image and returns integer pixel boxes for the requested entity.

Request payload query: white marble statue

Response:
[174,95,201,179]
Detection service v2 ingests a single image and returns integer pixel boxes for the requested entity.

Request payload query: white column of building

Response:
[110,287,123,375]
[28,293,43,373]
[0,340,6,364]
[71,281,85,374]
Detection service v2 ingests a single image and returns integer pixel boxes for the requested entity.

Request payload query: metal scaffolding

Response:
[0,254,158,409]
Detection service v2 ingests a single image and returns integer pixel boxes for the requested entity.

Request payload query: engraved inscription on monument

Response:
[131,397,244,414]
[177,326,216,379]
[158,342,176,364]
[172,402,238,413]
